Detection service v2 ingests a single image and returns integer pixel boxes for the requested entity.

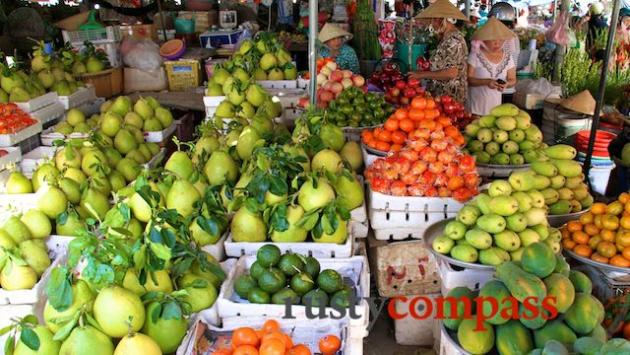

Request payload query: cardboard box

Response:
[367,234,440,297]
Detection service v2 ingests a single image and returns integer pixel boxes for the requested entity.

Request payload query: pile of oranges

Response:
[561,192,630,268]
[212,319,342,355]
[361,96,465,153]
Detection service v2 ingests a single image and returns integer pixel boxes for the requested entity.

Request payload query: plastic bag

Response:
[546,11,569,46]
[515,78,561,98]
[120,38,163,71]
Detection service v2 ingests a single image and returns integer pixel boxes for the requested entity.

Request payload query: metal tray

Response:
[424,218,496,271]
[362,144,388,157]
[476,163,530,178]
[547,209,589,227]
[563,249,630,274]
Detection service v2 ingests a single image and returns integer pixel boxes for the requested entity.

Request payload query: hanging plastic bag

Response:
[546,10,569,46]
[120,37,163,71]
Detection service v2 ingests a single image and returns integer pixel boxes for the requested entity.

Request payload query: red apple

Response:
[341,78,354,89]
[400,97,410,105]
[319,89,334,102]
[395,81,406,89]
[404,88,416,98]
[330,82,344,94]
[389,87,400,97]
[330,70,344,82]
[351,74,365,87]
[342,70,353,79]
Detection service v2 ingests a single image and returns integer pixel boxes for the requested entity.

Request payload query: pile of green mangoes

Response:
[233,244,352,308]
[326,87,394,128]
[463,103,545,165]
[444,252,611,355]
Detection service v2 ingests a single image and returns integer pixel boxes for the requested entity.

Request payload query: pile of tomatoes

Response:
[364,96,479,202]
[211,319,341,355]
[0,103,37,135]
[434,95,472,130]
[361,96,465,153]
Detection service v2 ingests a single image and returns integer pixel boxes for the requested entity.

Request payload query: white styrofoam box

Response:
[0,147,22,170]
[373,227,425,241]
[30,102,65,125]
[0,236,69,305]
[40,126,90,146]
[350,220,368,239]
[350,200,367,223]
[144,122,176,143]
[438,322,468,355]
[257,80,298,89]
[224,229,353,259]
[20,146,56,175]
[437,259,494,295]
[0,121,43,147]
[14,92,59,113]
[196,258,236,326]
[297,78,309,89]
[217,255,370,326]
[268,88,307,108]
[361,143,382,168]
[203,95,225,118]
[394,293,440,345]
[200,232,227,261]
[58,86,97,109]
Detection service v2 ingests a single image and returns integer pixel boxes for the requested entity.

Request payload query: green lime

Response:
[290,272,315,296]
[303,256,320,279]
[234,275,257,299]
[330,288,352,309]
[257,267,286,294]
[257,244,281,267]
[317,269,343,294]
[302,289,329,307]
[271,288,301,305]
[249,261,265,279]
[247,287,270,304]
[278,253,305,277]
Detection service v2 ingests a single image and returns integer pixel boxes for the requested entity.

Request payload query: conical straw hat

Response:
[560,90,596,115]
[318,23,353,43]
[415,0,468,21]
[472,18,516,40]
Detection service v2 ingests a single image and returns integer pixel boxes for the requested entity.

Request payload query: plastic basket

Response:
[164,60,201,91]
[79,68,123,99]
[62,26,121,44]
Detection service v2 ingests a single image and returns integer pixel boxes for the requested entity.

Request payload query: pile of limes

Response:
[233,245,351,308]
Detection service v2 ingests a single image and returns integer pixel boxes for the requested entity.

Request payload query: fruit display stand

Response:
[475,163,531,179]
[368,188,464,240]
[58,86,97,109]
[29,101,65,125]
[14,92,59,113]
[0,147,22,170]
[224,230,354,259]
[144,122,177,143]
[39,127,90,146]
[216,255,370,326]
[0,120,43,147]
[200,232,228,261]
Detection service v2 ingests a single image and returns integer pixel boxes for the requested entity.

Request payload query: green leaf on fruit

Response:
[46,267,73,311]
[20,327,40,351]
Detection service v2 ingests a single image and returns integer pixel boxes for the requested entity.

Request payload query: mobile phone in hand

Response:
[496,79,506,85]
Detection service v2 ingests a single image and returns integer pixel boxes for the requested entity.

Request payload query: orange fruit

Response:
[579,212,594,225]
[572,231,590,245]
[602,214,620,230]
[319,335,342,355]
[561,228,570,239]
[259,338,286,355]
[620,216,630,230]
[625,201,630,214]
[622,247,630,260]
[288,344,311,355]
[607,201,625,215]
[567,220,583,232]
[583,224,600,236]
[597,241,618,258]
[262,320,281,334]
[394,108,408,120]
[410,97,427,109]
[591,202,607,215]
[591,252,610,264]
[391,131,406,145]
[376,141,391,152]
[617,231,630,247]
[213,348,234,355]
[573,244,593,258]
[399,118,415,133]
[594,215,603,228]
[562,239,577,250]
[377,130,392,143]
[623,321,630,340]
[610,255,630,268]
[384,118,399,132]
[408,108,426,121]
[588,236,602,250]
[232,328,260,348]
[262,332,292,350]
[619,192,630,204]
[233,345,260,355]
[601,229,616,242]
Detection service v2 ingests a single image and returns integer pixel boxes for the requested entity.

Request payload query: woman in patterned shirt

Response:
[318,23,360,73]
[409,0,469,105]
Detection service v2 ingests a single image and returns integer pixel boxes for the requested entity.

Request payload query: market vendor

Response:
[409,0,469,104]
[467,18,517,116]
[488,2,520,70]
[318,23,360,73]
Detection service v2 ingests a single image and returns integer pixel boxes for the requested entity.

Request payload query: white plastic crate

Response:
[268,88,307,108]
[350,200,367,224]
[437,259,494,295]
[196,258,236,326]
[394,293,440,346]
[144,122,177,143]
[0,147,21,170]
[224,229,354,259]
[40,126,90,146]
[0,235,70,305]
[14,92,59,113]
[297,78,309,89]
[217,255,370,327]
[200,232,227,261]
[0,121,43,147]
[20,146,56,175]
[203,96,225,118]
[30,102,65,125]
[58,86,97,109]
[73,41,122,68]
[62,26,121,44]
[257,80,298,89]
[373,227,426,241]
[368,188,464,231]
[361,143,382,168]
[350,220,368,239]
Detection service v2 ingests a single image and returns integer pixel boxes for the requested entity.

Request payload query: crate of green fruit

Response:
[326,88,393,129]
[217,248,369,325]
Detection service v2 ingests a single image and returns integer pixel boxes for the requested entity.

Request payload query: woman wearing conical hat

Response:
[467,18,517,116]
[319,23,360,73]
[410,0,469,105]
